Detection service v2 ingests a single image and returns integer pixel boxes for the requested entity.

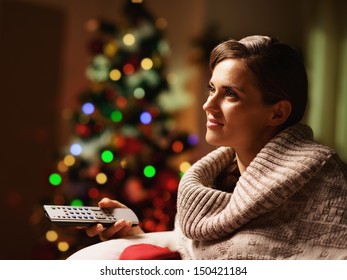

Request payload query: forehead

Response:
[211,59,251,81]
[210,59,262,96]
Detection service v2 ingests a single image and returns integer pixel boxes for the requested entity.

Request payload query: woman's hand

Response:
[84,197,144,241]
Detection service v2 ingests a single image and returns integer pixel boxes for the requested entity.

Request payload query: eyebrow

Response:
[209,81,246,95]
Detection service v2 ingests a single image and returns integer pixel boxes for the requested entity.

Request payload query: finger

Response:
[99,220,131,241]
[85,223,104,237]
[98,197,127,209]
[115,221,134,238]
[75,226,87,229]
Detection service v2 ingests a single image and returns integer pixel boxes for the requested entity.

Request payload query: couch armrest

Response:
[67,231,176,260]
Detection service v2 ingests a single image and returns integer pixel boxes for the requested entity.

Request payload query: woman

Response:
[82,35,347,260]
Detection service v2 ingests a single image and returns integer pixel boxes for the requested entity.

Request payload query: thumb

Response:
[98,197,127,209]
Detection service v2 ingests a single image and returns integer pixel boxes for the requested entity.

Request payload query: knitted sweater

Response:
[176,124,347,259]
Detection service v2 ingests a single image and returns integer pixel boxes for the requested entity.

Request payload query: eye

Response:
[225,87,239,99]
[207,84,215,95]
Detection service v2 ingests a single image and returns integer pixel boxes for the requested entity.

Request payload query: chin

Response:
[205,134,222,146]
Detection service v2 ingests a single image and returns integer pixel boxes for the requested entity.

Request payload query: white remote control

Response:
[43,205,139,227]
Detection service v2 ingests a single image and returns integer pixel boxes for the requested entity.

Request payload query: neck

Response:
[235,129,279,174]
[235,152,256,174]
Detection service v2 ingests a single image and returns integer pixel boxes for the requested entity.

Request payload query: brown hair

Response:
[209,35,308,128]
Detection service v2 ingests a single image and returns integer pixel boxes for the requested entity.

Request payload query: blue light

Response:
[82,102,95,115]
[140,112,152,125]
[188,134,199,146]
[70,143,82,156]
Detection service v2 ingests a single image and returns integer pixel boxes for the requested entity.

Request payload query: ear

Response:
[268,100,292,127]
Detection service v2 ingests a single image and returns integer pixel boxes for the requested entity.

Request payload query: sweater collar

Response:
[177,124,333,241]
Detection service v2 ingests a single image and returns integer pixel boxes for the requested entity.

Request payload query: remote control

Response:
[43,205,139,227]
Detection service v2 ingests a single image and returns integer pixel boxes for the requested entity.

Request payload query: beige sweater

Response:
[176,124,347,259]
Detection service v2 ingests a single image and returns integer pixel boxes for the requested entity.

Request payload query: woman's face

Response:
[203,59,276,152]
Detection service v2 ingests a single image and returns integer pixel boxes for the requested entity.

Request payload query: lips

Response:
[207,117,224,128]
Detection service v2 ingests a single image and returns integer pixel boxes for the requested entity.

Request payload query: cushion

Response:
[119,243,181,260]
[66,231,177,260]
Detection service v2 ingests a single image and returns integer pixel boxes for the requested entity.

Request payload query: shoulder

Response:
[270,123,336,161]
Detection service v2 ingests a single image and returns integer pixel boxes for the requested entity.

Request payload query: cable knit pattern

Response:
[176,124,347,259]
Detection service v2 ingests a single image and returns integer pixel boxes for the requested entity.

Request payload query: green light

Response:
[143,165,156,178]
[101,150,114,163]
[71,199,83,206]
[49,173,62,186]
[111,110,123,123]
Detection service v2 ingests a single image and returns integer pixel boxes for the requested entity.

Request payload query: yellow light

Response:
[104,41,118,57]
[63,155,76,167]
[131,0,143,3]
[179,161,191,173]
[141,58,153,70]
[96,173,107,184]
[123,33,135,46]
[57,241,69,252]
[109,69,122,81]
[46,230,58,242]
[57,160,68,172]
[120,158,128,168]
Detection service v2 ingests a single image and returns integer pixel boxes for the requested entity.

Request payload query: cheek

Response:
[224,105,269,131]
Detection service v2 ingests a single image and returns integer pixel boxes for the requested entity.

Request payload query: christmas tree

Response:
[32,0,197,259]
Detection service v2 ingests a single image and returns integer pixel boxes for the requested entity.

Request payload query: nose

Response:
[203,93,219,113]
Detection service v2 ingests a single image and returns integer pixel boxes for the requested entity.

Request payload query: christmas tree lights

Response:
[32,0,198,259]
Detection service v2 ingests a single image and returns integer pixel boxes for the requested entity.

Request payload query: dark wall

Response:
[0,0,65,259]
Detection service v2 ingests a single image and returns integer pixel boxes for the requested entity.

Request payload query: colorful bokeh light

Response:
[179,161,191,173]
[123,33,135,46]
[111,110,123,123]
[188,134,199,146]
[71,199,83,206]
[49,173,62,186]
[57,241,69,252]
[82,102,95,115]
[141,58,153,70]
[109,69,122,81]
[63,155,75,167]
[140,112,152,124]
[144,165,156,178]
[46,230,58,242]
[101,150,114,163]
[96,173,107,184]
[70,143,82,156]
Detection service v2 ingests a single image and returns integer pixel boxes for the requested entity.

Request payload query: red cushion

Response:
[119,243,181,260]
